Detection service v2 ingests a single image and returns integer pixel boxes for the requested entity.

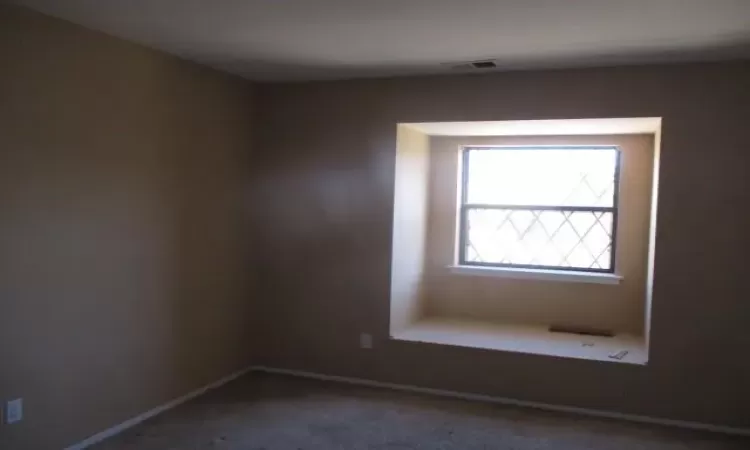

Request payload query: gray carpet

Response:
[94,372,748,450]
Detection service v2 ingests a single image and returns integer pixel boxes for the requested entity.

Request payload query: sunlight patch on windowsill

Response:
[391,318,647,365]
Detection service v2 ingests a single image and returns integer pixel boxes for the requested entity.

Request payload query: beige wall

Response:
[389,125,430,332]
[0,6,255,450]
[252,61,750,427]
[423,134,655,334]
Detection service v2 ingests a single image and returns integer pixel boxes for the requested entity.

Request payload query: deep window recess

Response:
[458,146,621,273]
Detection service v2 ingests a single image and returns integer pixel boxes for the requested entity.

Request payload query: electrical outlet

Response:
[6,398,22,424]
[360,333,373,349]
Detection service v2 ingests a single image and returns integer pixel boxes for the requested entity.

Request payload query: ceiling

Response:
[12,0,750,82]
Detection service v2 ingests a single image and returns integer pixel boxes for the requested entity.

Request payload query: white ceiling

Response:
[12,0,750,81]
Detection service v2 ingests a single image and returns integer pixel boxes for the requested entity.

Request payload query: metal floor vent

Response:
[445,60,499,70]
[549,325,615,337]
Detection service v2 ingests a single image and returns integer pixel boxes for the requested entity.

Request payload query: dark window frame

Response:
[457,145,621,274]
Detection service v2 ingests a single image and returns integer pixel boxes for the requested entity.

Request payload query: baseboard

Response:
[65,366,252,450]
[251,366,750,437]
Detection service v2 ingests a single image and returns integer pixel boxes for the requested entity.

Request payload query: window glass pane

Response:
[465,147,617,207]
[465,209,613,270]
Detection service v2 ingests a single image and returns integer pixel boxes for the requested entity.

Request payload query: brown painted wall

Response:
[252,62,750,427]
[0,6,255,450]
[423,134,655,335]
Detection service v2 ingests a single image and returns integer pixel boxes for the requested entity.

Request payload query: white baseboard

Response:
[65,366,252,450]
[252,366,750,437]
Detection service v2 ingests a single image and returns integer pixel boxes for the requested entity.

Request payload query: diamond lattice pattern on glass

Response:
[466,148,617,207]
[465,209,614,270]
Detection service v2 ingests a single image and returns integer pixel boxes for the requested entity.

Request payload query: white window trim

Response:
[447,265,622,285]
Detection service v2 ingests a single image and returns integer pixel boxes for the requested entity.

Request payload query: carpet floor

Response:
[93,372,748,450]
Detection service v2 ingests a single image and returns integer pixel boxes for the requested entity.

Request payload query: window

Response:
[458,146,620,273]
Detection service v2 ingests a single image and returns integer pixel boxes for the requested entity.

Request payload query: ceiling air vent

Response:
[444,60,499,71]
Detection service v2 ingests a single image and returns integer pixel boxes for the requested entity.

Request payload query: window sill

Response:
[391,318,647,365]
[447,265,622,285]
